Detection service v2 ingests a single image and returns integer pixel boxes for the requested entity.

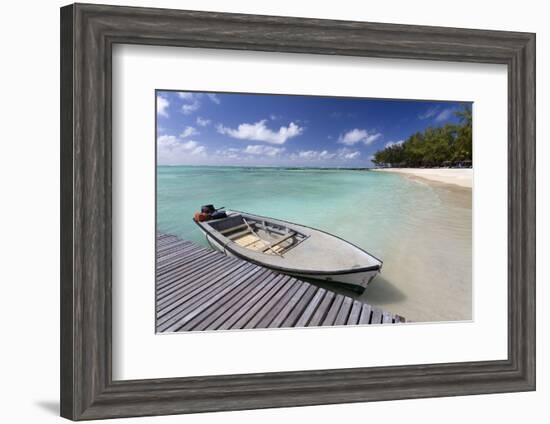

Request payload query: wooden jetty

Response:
[156,233,405,333]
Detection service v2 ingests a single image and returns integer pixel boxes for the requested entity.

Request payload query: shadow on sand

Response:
[357,275,407,305]
[306,275,406,306]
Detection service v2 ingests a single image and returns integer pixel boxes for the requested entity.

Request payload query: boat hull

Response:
[202,230,379,292]
[287,269,379,291]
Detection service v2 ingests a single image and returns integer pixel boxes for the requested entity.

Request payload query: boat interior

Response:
[208,214,308,256]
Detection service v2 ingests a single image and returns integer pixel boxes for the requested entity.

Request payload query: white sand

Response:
[373,168,472,188]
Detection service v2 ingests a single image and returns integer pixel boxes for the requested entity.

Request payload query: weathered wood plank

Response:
[198,272,280,331]
[371,308,383,325]
[156,244,210,267]
[177,268,274,331]
[175,275,263,331]
[157,258,236,297]
[347,300,363,325]
[156,240,194,255]
[156,235,181,247]
[252,278,302,328]
[268,282,312,328]
[157,252,224,285]
[156,251,222,279]
[205,273,282,330]
[157,257,241,304]
[159,265,262,332]
[228,274,290,330]
[156,242,205,260]
[308,291,335,327]
[157,262,253,319]
[157,240,187,249]
[292,288,326,328]
[321,295,344,326]
[157,253,238,288]
[358,304,372,325]
[157,244,208,266]
[155,233,404,332]
[157,253,231,288]
[280,284,318,328]
[157,262,257,317]
[334,296,353,326]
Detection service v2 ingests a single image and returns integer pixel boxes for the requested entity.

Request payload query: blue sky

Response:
[156,90,469,167]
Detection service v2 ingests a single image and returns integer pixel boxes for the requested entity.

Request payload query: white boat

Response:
[193,209,382,292]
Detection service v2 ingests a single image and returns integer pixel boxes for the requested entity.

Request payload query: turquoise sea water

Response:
[157,166,472,322]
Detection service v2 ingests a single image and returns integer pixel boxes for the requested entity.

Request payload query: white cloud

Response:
[291,148,360,161]
[419,106,454,122]
[418,107,439,120]
[435,108,454,122]
[157,135,200,152]
[191,145,206,156]
[157,135,206,164]
[177,92,201,115]
[301,151,320,159]
[178,92,195,100]
[206,93,220,104]
[216,147,241,159]
[196,117,211,127]
[182,100,200,115]
[180,126,199,138]
[181,140,198,150]
[338,129,381,146]
[320,150,337,159]
[157,134,179,149]
[218,147,240,154]
[157,96,169,117]
[217,120,304,145]
[157,137,203,154]
[385,139,404,148]
[296,150,319,160]
[177,93,220,115]
[244,145,285,157]
[294,150,336,160]
[339,149,360,160]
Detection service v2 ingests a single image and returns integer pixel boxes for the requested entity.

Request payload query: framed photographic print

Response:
[60,3,536,420]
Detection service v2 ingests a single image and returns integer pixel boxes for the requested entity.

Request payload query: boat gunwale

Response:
[232,209,384,264]
[193,211,383,276]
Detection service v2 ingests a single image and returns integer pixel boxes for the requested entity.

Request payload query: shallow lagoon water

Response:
[157,166,472,322]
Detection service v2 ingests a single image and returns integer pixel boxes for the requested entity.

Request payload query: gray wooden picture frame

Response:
[60,3,536,421]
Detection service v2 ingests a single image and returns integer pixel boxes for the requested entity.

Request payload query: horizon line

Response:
[156,164,375,170]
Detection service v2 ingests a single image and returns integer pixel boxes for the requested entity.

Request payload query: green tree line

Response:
[372,106,472,168]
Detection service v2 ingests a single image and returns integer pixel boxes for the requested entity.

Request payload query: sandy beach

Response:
[373,168,472,189]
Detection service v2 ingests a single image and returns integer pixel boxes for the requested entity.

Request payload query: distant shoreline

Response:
[156,164,372,170]
[372,168,472,189]
[156,164,474,188]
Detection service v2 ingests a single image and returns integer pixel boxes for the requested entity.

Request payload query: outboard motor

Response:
[194,204,226,222]
[207,205,227,220]
[201,204,216,214]
[211,209,227,220]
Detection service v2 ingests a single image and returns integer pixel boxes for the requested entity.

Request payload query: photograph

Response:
[155,90,473,332]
